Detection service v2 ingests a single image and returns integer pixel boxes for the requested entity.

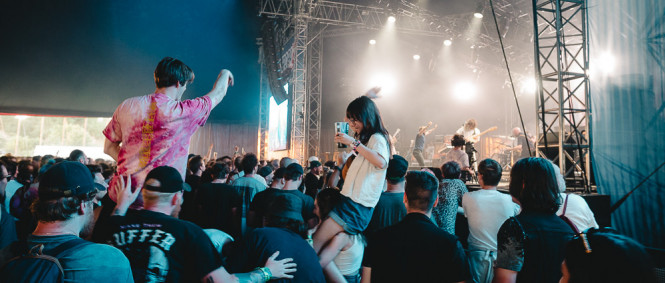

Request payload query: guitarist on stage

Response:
[456,119,480,168]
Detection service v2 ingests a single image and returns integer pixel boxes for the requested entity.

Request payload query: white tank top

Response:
[333,234,365,275]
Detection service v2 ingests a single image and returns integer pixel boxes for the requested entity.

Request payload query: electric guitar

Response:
[466,126,498,143]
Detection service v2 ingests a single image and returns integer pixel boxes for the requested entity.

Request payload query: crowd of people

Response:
[0,57,658,283]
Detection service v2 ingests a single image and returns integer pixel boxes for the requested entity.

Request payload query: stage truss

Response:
[532,0,591,190]
[257,0,590,174]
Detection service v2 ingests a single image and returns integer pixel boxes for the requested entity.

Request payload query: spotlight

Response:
[521,78,537,94]
[443,39,452,46]
[387,16,396,23]
[597,52,616,74]
[474,12,483,18]
[454,81,477,102]
[413,54,421,60]
[369,73,397,95]
[369,39,377,45]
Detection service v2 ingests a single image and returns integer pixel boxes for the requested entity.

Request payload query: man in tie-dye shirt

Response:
[103,57,233,208]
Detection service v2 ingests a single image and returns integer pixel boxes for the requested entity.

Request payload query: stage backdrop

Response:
[589,0,665,248]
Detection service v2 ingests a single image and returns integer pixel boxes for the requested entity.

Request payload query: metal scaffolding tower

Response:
[532,0,591,190]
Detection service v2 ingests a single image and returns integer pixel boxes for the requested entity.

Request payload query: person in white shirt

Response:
[462,159,519,283]
[551,162,599,232]
[456,119,480,168]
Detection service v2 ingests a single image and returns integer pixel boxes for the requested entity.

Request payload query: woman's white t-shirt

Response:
[341,133,390,208]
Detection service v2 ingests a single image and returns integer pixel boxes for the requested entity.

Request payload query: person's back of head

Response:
[451,134,465,147]
[280,157,295,169]
[68,149,86,164]
[234,156,243,172]
[265,193,307,238]
[210,163,230,181]
[284,163,304,188]
[270,168,286,189]
[386,155,408,185]
[562,229,656,283]
[441,161,461,180]
[478,159,502,186]
[187,155,204,175]
[154,57,194,88]
[315,188,342,221]
[241,153,258,175]
[509,157,561,213]
[142,166,190,216]
[404,171,439,213]
[32,161,100,237]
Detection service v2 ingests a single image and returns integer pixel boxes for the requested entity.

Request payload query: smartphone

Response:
[335,122,349,148]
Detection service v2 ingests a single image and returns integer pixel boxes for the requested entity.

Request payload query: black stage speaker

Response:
[580,194,611,228]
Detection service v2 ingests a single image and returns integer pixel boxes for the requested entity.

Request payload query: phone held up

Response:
[335,122,349,148]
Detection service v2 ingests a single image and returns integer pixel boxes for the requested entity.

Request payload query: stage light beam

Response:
[368,73,397,96]
[474,12,483,19]
[413,54,421,60]
[369,39,376,45]
[454,81,477,102]
[521,78,537,94]
[387,16,396,23]
[443,39,452,46]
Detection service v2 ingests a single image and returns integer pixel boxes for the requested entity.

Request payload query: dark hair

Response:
[509,157,561,213]
[264,215,308,239]
[565,229,656,283]
[188,155,204,175]
[68,149,86,162]
[154,57,194,88]
[346,96,391,148]
[284,164,303,181]
[478,159,502,186]
[405,171,439,212]
[31,192,96,222]
[86,164,102,176]
[210,163,229,180]
[16,160,35,186]
[234,156,243,172]
[441,161,461,179]
[316,188,342,220]
[428,167,443,181]
[273,168,286,179]
[257,166,273,178]
[241,153,258,175]
[451,134,465,147]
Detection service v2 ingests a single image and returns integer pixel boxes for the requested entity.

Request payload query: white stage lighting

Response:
[454,81,477,102]
[597,52,616,74]
[387,16,396,23]
[474,12,483,19]
[413,54,421,60]
[368,73,397,95]
[521,78,537,94]
[443,39,452,46]
[369,39,376,45]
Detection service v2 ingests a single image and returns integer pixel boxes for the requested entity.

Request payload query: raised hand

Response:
[112,174,139,216]
[364,87,382,99]
[334,132,355,146]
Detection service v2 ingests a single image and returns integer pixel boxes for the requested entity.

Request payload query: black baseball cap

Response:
[267,193,304,222]
[38,161,100,200]
[273,167,286,179]
[386,155,408,182]
[285,163,304,180]
[143,166,191,193]
[308,160,322,169]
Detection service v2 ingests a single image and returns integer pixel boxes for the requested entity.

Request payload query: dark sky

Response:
[0,0,261,123]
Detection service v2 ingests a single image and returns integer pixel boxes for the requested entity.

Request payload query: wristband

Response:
[254,267,272,281]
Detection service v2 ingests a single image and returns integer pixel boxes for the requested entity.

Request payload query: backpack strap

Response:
[561,194,570,216]
[42,237,90,258]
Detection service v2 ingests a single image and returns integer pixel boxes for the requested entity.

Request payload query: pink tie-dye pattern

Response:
[103,93,212,208]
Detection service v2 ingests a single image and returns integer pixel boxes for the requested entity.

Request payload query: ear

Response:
[432,196,439,208]
[298,175,303,181]
[172,192,183,206]
[78,202,87,215]
[403,193,408,206]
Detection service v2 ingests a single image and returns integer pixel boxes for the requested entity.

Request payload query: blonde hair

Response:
[464,119,477,131]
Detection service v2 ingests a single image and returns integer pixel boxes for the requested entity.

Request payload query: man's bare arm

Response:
[206,69,234,108]
[104,139,121,161]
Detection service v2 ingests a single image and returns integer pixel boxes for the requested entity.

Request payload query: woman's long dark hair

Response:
[508,157,561,213]
[346,96,391,148]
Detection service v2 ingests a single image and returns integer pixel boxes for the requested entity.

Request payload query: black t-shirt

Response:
[249,188,282,225]
[180,175,202,222]
[230,227,325,283]
[280,189,316,223]
[365,192,406,236]
[363,213,470,282]
[516,134,534,159]
[303,173,322,199]
[93,209,222,283]
[195,183,242,237]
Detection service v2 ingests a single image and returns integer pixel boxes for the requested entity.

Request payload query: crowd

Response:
[0,57,658,283]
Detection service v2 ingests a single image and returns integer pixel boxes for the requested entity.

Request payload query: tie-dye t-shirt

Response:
[103,93,212,208]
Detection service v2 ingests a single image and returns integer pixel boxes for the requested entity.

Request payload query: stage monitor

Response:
[269,90,289,151]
